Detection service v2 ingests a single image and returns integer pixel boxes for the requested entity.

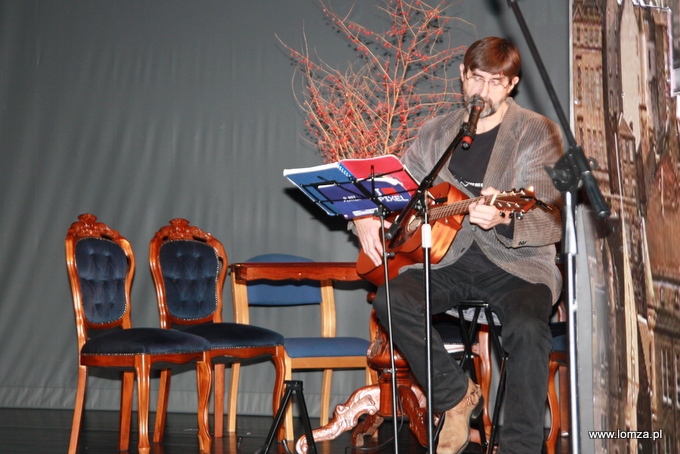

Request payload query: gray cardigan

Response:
[399,97,564,303]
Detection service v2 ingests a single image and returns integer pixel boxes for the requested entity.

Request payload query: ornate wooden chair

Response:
[65,214,212,454]
[149,219,286,438]
[229,255,373,443]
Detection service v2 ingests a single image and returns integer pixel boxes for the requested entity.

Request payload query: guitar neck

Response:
[429,196,485,221]
[420,186,538,223]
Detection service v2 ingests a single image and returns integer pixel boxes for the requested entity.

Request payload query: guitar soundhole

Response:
[406,215,422,233]
[388,214,422,250]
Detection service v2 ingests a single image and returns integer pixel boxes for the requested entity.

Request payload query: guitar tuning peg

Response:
[515,212,524,220]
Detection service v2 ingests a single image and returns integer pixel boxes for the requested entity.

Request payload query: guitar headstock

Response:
[486,187,541,214]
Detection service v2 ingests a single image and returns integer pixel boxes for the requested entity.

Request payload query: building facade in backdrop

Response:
[573,0,680,453]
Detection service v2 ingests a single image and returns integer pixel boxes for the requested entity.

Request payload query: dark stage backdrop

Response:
[0,1,569,416]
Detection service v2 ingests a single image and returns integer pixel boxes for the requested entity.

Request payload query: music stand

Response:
[284,158,420,453]
[284,154,419,220]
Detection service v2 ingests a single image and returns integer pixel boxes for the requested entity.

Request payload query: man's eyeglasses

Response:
[465,73,510,91]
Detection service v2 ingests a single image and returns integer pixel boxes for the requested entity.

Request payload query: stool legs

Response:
[457,302,507,454]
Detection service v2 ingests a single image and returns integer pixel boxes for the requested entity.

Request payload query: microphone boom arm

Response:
[385,121,471,240]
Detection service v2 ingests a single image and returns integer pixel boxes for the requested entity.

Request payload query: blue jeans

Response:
[372,263,553,454]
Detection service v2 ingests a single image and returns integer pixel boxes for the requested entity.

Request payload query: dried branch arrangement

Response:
[281,0,469,162]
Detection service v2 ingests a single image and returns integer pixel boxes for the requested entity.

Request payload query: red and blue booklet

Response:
[284,155,419,219]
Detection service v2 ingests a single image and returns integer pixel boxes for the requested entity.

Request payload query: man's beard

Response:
[464,94,499,118]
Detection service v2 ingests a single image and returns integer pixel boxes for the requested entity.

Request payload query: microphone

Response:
[461,97,485,149]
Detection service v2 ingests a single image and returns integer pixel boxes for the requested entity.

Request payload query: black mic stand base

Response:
[257,380,317,454]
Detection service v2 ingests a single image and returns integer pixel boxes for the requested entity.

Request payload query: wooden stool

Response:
[453,301,506,454]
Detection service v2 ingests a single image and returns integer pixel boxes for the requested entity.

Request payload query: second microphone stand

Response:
[501,3,611,454]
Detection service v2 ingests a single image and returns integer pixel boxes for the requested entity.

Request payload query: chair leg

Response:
[119,370,134,451]
[477,328,493,438]
[320,369,332,426]
[227,362,241,434]
[196,354,213,454]
[546,358,560,454]
[283,355,295,445]
[559,362,570,436]
[364,363,380,439]
[135,355,152,454]
[68,365,88,454]
[272,346,286,442]
[214,363,226,437]
[154,369,172,443]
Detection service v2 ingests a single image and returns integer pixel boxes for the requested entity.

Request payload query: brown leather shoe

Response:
[436,378,484,454]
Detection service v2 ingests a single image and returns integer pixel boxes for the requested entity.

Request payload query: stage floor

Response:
[0,407,568,453]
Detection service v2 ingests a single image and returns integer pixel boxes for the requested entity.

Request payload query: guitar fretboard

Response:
[428,191,535,221]
[429,196,486,220]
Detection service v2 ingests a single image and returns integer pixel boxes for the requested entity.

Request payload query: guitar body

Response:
[356,182,466,287]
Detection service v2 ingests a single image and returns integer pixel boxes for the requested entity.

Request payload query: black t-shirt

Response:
[447,125,499,197]
[446,125,513,274]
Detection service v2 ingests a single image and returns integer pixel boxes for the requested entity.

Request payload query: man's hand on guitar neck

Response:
[468,187,514,230]
[354,216,391,267]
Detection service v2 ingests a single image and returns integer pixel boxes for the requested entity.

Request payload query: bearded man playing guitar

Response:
[353,37,563,454]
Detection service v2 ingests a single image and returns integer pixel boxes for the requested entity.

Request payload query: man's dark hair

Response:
[463,37,521,80]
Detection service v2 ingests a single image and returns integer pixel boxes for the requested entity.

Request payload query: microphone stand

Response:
[385,119,475,454]
[503,2,610,454]
[375,205,401,454]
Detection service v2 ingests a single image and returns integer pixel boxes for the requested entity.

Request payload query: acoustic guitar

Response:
[356,181,548,286]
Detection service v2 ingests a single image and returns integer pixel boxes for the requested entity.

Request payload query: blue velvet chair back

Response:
[75,237,129,325]
[245,253,322,306]
[159,240,219,321]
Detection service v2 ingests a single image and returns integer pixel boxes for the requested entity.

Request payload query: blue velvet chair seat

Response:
[182,322,284,349]
[81,327,210,356]
[284,337,369,358]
